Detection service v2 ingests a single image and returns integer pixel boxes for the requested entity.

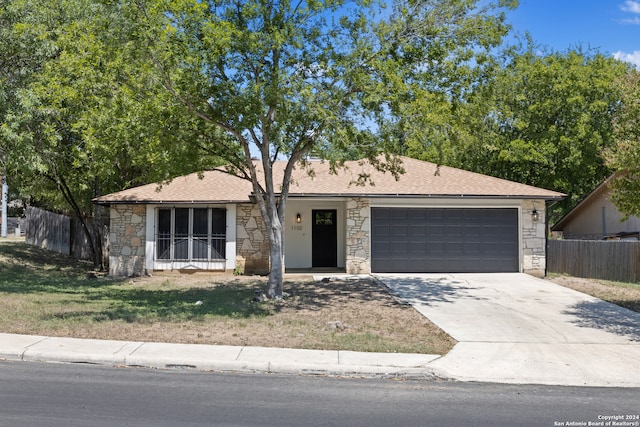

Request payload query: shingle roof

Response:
[93,156,565,204]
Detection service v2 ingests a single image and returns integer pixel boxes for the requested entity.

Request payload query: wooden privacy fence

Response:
[25,206,71,255]
[25,206,96,260]
[547,239,640,283]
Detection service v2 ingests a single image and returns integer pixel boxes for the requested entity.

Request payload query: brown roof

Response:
[94,156,565,204]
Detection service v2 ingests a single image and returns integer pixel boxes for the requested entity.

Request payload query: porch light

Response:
[531,209,539,222]
[296,213,302,223]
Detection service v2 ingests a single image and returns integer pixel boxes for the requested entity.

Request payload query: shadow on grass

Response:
[277,278,402,313]
[2,241,402,324]
[64,277,406,324]
[43,285,273,323]
[0,241,120,294]
[1,241,272,322]
[611,298,640,313]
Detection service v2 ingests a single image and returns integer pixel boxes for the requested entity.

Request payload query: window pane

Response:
[191,209,208,260]
[193,209,208,235]
[157,209,171,260]
[175,208,189,235]
[211,209,226,259]
[315,211,334,225]
[174,208,189,260]
[158,209,171,234]
[211,209,226,235]
[192,238,208,259]
[174,238,188,260]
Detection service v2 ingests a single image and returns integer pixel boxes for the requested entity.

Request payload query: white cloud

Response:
[621,0,640,13]
[614,50,640,69]
[622,16,640,24]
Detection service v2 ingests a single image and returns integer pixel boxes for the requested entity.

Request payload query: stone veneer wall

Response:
[345,197,371,274]
[235,203,270,274]
[109,204,146,277]
[522,200,546,277]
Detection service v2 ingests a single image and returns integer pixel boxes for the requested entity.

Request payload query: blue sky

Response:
[506,0,640,68]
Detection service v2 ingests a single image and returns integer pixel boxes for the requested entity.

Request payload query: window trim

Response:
[155,207,227,262]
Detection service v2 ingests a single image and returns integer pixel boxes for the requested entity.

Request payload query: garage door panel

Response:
[391,225,408,236]
[391,242,408,253]
[409,209,427,220]
[410,225,427,236]
[464,242,483,254]
[373,225,389,237]
[371,207,518,273]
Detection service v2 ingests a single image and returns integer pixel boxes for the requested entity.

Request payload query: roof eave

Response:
[289,193,565,200]
[93,199,252,206]
[94,193,565,206]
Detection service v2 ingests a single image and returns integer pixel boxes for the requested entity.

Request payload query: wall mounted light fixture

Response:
[531,209,539,222]
[296,213,302,223]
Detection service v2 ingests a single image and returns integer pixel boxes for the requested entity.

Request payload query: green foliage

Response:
[604,70,640,218]
[382,0,518,164]
[0,0,56,178]
[1,0,231,265]
[123,0,516,294]
[3,0,516,288]
[445,44,631,220]
[2,0,227,217]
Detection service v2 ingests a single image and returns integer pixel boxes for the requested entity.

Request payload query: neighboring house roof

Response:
[94,156,565,205]
[551,174,614,232]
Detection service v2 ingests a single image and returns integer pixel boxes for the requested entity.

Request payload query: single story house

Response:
[552,174,640,240]
[94,156,564,277]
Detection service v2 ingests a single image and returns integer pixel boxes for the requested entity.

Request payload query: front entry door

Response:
[312,209,337,267]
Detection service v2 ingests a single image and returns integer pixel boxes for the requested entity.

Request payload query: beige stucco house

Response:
[94,157,564,277]
[552,174,640,240]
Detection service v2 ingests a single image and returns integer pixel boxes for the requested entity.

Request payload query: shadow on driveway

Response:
[564,300,640,342]
[376,275,487,306]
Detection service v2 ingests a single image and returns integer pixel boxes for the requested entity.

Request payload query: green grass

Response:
[0,240,271,331]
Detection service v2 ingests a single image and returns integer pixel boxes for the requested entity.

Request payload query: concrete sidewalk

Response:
[0,333,443,379]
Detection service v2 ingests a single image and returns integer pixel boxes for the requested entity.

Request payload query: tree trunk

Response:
[265,219,284,298]
[92,179,105,271]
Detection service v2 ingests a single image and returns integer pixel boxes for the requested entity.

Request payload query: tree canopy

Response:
[1,0,226,264]
[401,43,632,220]
[605,70,640,218]
[4,0,636,285]
[117,0,517,295]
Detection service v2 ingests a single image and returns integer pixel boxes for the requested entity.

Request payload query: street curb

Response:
[0,333,448,380]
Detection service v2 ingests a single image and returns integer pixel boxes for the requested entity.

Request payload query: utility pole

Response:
[1,172,7,238]
[1,151,7,237]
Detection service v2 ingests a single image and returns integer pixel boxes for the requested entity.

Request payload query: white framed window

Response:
[155,207,226,261]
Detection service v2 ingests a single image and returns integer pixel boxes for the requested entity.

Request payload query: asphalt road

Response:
[0,361,638,427]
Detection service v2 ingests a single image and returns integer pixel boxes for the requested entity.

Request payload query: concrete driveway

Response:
[376,273,640,387]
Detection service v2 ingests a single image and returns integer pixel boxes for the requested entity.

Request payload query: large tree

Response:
[124,0,516,297]
[0,0,59,231]
[436,45,632,220]
[3,0,225,266]
[604,70,640,217]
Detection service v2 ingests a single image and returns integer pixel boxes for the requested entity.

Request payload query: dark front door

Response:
[312,209,337,267]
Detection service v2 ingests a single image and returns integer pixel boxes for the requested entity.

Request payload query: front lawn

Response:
[0,240,455,354]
